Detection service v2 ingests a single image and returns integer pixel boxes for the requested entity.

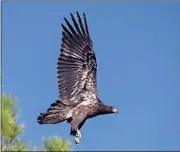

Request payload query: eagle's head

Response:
[99,104,119,115]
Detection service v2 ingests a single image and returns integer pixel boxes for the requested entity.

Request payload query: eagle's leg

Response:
[70,112,87,145]
[70,123,82,145]
[70,129,81,145]
[76,129,81,138]
[75,118,86,139]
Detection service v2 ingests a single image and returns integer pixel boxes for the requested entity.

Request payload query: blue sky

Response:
[2,2,180,151]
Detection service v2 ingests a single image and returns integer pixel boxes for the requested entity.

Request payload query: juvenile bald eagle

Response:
[37,12,119,145]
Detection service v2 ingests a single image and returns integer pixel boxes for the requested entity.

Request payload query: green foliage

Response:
[43,136,71,151]
[1,94,26,151]
[8,139,30,151]
[2,94,22,141]
[1,94,71,151]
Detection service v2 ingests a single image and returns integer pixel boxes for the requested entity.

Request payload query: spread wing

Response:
[57,12,98,103]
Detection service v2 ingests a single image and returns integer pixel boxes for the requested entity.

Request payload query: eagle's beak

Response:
[112,108,119,114]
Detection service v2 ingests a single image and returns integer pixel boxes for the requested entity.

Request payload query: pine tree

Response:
[1,94,71,151]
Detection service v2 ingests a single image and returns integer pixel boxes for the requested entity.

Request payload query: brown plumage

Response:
[37,12,119,145]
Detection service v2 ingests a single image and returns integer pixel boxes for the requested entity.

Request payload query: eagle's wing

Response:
[57,12,98,105]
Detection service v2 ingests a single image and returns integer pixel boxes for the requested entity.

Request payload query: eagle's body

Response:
[37,12,119,145]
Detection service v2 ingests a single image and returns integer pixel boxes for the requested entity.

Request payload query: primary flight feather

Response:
[37,12,119,145]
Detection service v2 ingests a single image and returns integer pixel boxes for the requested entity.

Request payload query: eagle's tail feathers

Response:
[37,100,72,124]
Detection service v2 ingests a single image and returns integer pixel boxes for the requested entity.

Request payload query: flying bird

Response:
[37,12,119,145]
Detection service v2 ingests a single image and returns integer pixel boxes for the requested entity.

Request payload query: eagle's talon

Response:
[76,130,81,138]
[75,137,80,145]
